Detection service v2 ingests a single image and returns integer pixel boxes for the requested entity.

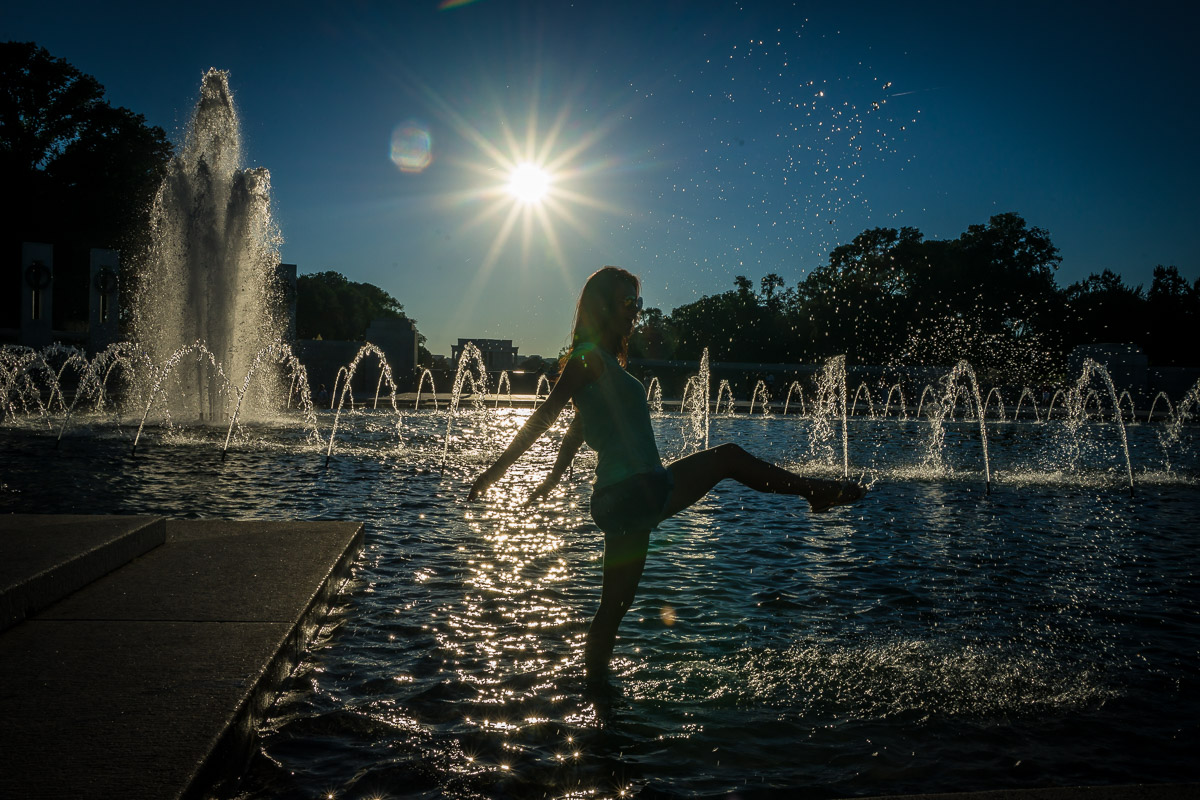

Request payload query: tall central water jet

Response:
[132,68,285,421]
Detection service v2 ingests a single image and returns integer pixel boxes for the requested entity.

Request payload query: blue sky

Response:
[6,0,1197,357]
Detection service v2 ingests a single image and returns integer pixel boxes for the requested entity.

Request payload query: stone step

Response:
[0,514,166,632]
[0,517,363,799]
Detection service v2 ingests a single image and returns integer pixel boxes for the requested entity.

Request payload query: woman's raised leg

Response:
[661,442,863,519]
[584,529,649,684]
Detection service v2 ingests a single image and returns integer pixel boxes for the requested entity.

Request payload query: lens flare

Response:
[390,121,433,173]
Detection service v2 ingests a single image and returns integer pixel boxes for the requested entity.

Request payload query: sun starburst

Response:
[508,162,551,204]
[420,83,631,286]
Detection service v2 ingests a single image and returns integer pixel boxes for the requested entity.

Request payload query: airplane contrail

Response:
[888,88,943,97]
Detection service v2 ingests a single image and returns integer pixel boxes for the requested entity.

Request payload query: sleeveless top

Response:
[571,343,662,488]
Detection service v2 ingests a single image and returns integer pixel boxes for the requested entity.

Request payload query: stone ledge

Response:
[0,517,363,800]
[0,514,166,632]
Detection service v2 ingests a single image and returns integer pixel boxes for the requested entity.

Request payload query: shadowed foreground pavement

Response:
[0,514,362,799]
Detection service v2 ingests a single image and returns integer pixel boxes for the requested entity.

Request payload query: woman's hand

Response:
[468,466,500,501]
[525,477,557,506]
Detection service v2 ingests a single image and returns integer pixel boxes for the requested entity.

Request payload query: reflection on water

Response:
[1,411,1198,798]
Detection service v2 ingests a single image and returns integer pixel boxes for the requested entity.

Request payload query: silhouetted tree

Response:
[905,214,1065,382]
[760,273,785,306]
[669,287,748,361]
[296,270,428,361]
[797,226,923,364]
[628,306,676,360]
[1145,265,1197,365]
[1064,270,1148,350]
[620,213,1191,376]
[952,212,1062,334]
[1,42,172,250]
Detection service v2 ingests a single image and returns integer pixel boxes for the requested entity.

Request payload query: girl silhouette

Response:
[469,266,864,685]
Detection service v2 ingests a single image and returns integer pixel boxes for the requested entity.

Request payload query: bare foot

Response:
[808,479,866,513]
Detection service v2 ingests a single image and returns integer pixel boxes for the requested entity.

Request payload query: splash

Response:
[131,69,285,422]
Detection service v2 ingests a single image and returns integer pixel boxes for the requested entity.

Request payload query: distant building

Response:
[297,316,421,396]
[452,338,518,372]
[366,317,419,384]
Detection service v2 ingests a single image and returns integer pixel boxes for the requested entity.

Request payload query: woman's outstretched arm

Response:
[468,355,597,500]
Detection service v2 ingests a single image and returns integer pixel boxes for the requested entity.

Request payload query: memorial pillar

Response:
[20,242,54,349]
[89,248,121,351]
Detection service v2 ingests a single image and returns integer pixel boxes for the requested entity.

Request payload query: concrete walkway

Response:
[0,514,363,800]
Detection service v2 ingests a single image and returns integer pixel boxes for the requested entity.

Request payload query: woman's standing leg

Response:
[584,529,650,683]
[662,442,863,519]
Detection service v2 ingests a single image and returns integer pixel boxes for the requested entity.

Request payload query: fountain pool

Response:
[2,405,1198,799]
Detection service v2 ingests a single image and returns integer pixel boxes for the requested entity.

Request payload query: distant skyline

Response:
[5,1,1197,357]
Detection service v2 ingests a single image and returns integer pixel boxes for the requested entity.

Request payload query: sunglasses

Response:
[619,295,643,312]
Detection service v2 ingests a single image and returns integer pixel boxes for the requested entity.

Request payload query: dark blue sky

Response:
[6,0,1197,356]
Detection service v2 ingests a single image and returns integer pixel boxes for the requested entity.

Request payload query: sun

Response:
[408,80,628,295]
[508,162,551,204]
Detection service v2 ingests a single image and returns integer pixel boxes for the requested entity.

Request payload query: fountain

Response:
[645,376,664,415]
[812,355,850,478]
[73,337,1152,501]
[7,340,1195,488]
[325,343,404,465]
[1067,358,1134,494]
[920,360,992,491]
[984,387,1006,421]
[131,69,286,423]
[492,371,514,408]
[442,342,489,466]
[1048,388,1070,419]
[851,381,876,418]
[782,380,806,416]
[748,379,771,415]
[715,379,737,415]
[1159,379,1200,465]
[330,367,352,410]
[414,368,439,410]
[1117,390,1136,423]
[1013,387,1041,422]
[883,382,906,419]
[533,373,552,408]
[1148,391,1173,423]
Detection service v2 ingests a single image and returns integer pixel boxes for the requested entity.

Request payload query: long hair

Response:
[562,266,639,370]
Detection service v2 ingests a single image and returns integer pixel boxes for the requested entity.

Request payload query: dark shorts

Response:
[589,467,675,536]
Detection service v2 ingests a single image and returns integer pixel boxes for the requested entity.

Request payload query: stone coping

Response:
[0,516,363,800]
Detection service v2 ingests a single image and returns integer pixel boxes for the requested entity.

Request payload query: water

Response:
[131,69,286,422]
[2,408,1197,799]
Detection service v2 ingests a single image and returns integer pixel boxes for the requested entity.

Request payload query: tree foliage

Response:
[632,212,1197,381]
[0,42,172,253]
[295,270,428,358]
[1064,265,1198,367]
